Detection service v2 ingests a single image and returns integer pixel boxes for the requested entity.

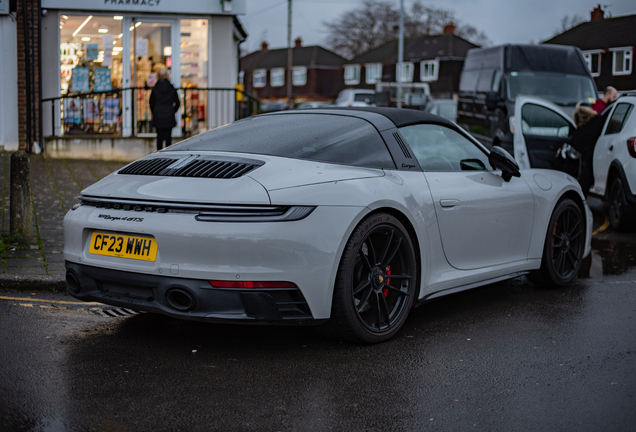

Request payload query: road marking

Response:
[0,296,101,305]
[592,212,610,236]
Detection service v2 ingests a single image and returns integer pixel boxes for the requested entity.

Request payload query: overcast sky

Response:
[240,0,636,54]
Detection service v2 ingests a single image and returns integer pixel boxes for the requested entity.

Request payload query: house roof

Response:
[346,33,479,65]
[543,14,636,50]
[241,45,346,70]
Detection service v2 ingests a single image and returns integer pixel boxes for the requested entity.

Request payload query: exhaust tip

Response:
[165,288,196,311]
[66,271,81,293]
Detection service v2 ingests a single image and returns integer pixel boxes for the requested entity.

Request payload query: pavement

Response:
[0,153,130,291]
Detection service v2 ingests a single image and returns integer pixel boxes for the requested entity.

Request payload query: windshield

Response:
[166,113,395,169]
[506,71,597,106]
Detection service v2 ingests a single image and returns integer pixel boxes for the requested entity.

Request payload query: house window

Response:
[253,69,266,88]
[396,62,414,83]
[611,47,632,75]
[292,66,307,86]
[420,60,439,82]
[365,63,382,84]
[344,65,360,85]
[271,68,284,87]
[582,51,601,77]
[238,71,244,85]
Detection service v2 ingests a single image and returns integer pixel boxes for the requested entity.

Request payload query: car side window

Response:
[521,103,573,138]
[605,103,634,135]
[399,124,492,172]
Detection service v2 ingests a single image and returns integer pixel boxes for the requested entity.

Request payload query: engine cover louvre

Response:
[118,156,264,179]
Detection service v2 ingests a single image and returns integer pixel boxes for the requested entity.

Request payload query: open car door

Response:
[513,95,576,170]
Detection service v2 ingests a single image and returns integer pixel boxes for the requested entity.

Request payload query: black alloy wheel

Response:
[321,213,417,343]
[609,177,634,231]
[533,198,585,286]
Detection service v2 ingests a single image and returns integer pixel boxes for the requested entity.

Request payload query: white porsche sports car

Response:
[64,108,592,343]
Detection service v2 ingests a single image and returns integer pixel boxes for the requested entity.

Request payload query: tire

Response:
[608,177,635,232]
[319,213,418,343]
[531,198,585,287]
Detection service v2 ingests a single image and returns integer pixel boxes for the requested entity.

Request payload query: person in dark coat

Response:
[149,68,180,150]
[570,104,609,195]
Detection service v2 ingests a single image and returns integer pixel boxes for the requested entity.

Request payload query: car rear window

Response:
[354,93,376,104]
[166,113,395,169]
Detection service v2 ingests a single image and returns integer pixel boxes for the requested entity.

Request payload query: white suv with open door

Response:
[512,94,636,230]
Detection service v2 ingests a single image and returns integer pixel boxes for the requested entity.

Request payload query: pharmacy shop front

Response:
[41,0,245,139]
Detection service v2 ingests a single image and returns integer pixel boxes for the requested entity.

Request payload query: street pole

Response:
[287,0,293,107]
[397,0,404,109]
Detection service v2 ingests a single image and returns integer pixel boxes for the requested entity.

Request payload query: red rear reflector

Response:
[627,138,636,158]
[209,280,297,289]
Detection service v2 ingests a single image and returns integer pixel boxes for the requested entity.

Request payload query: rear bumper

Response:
[66,262,325,325]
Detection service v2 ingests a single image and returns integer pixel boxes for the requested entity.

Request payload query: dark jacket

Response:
[149,79,180,128]
[571,112,609,193]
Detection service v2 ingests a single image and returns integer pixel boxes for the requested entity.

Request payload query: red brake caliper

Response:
[383,266,391,297]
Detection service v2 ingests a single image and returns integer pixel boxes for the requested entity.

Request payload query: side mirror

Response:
[485,91,499,110]
[489,146,521,182]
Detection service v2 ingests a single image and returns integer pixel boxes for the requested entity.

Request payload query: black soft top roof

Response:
[269,107,458,130]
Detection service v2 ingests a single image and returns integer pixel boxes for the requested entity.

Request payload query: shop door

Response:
[128,18,180,137]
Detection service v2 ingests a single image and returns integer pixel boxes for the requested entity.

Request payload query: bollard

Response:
[10,151,34,242]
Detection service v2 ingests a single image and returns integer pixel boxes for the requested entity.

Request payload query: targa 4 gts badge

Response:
[98,214,144,222]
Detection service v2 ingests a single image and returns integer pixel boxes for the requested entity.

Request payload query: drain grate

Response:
[91,308,142,317]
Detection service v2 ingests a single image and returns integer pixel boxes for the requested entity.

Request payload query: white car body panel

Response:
[591,97,636,196]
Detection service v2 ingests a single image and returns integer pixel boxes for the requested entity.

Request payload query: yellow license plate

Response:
[89,232,158,261]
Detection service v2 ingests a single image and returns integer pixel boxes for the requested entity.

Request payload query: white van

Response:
[335,89,376,107]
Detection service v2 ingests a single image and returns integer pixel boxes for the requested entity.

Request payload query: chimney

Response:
[443,22,456,35]
[261,41,269,51]
[591,5,604,21]
[294,37,302,48]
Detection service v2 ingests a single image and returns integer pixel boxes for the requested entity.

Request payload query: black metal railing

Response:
[42,87,259,138]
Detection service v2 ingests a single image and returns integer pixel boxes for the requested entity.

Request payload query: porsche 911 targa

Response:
[64,108,592,343]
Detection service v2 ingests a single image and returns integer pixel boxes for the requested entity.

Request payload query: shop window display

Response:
[180,19,209,134]
[59,15,123,133]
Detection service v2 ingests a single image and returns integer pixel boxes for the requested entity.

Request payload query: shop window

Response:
[254,69,267,88]
[180,19,209,134]
[611,47,632,76]
[271,68,285,87]
[344,65,360,85]
[420,60,438,82]
[365,63,382,84]
[59,15,123,95]
[293,66,307,86]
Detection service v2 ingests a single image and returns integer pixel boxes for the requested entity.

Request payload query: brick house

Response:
[543,6,636,92]
[342,24,479,101]
[241,39,346,103]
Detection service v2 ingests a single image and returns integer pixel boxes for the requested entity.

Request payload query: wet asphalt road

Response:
[1,200,635,432]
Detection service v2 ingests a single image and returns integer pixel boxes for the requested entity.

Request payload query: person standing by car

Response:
[149,68,180,151]
[592,86,617,114]
[571,104,608,195]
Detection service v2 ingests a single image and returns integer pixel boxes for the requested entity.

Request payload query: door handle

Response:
[609,145,614,151]
[440,199,460,208]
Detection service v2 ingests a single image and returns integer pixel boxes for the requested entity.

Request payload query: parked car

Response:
[335,89,376,107]
[424,99,458,122]
[296,101,330,110]
[589,95,636,230]
[64,107,592,343]
[511,94,635,230]
[258,101,289,113]
[457,44,597,151]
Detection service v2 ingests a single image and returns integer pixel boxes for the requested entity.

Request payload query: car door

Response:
[513,96,576,169]
[592,102,635,195]
[399,123,535,270]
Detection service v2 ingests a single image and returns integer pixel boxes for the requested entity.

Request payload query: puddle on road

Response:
[578,238,636,278]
